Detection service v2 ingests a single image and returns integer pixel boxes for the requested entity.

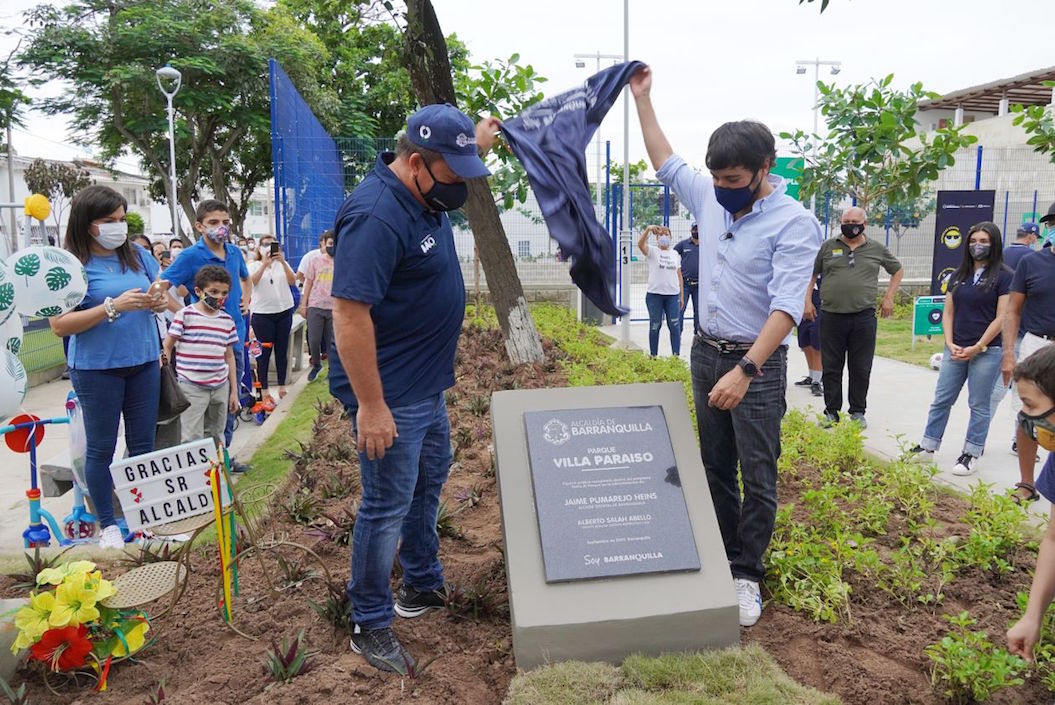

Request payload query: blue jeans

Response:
[692,340,787,582]
[346,392,452,629]
[921,346,1002,457]
[70,362,160,528]
[645,292,681,356]
[223,346,245,448]
[680,281,700,335]
[989,334,1022,420]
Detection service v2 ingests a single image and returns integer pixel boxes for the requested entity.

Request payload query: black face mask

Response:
[969,244,991,261]
[326,246,335,256]
[841,223,865,239]
[414,160,468,212]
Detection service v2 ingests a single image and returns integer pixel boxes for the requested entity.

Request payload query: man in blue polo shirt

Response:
[631,65,821,628]
[329,104,499,673]
[673,220,701,335]
[162,199,251,465]
[1003,204,1055,503]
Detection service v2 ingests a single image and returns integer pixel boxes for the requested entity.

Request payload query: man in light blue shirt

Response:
[631,65,822,628]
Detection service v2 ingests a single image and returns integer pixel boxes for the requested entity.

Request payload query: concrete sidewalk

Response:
[0,366,312,559]
[600,322,1051,516]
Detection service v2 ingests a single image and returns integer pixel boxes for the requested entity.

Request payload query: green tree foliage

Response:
[780,75,977,211]
[20,0,338,236]
[1011,82,1055,164]
[21,158,93,241]
[124,211,145,235]
[0,38,29,151]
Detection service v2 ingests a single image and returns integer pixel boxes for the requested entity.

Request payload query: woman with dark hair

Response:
[909,221,1012,476]
[248,233,295,406]
[49,184,168,549]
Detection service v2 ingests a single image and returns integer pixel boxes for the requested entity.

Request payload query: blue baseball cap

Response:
[406,104,490,179]
[1018,222,1040,236]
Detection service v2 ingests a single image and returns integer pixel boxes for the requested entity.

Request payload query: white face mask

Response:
[95,221,128,250]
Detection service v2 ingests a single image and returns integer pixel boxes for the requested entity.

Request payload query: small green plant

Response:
[120,540,175,569]
[285,488,320,525]
[376,651,444,679]
[467,394,489,417]
[443,579,505,622]
[11,546,73,592]
[0,675,28,705]
[263,629,317,684]
[453,485,483,509]
[320,473,352,501]
[316,504,358,546]
[145,679,166,704]
[925,611,1025,703]
[436,501,464,539]
[310,580,351,631]
[275,554,320,590]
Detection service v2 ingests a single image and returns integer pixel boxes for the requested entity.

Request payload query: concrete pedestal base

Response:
[492,382,739,670]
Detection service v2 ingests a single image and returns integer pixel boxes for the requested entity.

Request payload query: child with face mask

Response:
[163,265,240,447]
[1007,344,1055,661]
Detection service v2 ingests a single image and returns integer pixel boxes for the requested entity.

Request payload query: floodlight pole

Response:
[156,65,182,241]
[620,0,631,345]
[795,57,841,217]
[573,51,623,219]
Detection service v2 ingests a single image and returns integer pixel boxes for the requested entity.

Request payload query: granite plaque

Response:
[524,405,700,582]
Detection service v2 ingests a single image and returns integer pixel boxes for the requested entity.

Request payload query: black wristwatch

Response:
[738,356,759,378]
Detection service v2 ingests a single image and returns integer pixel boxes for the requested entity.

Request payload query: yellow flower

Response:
[110,620,149,658]
[85,572,116,603]
[13,592,56,649]
[50,581,100,628]
[35,561,96,587]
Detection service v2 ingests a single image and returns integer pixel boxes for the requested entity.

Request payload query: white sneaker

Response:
[98,525,125,550]
[734,578,762,627]
[951,453,976,476]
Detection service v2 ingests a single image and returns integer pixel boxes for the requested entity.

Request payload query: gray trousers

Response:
[307,306,333,367]
[179,379,229,447]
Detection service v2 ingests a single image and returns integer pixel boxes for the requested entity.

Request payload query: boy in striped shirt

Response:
[163,265,240,447]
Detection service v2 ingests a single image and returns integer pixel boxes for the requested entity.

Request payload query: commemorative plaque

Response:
[523,405,700,582]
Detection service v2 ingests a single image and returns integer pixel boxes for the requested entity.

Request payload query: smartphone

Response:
[270,242,281,256]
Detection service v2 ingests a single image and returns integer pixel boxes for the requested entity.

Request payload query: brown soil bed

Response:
[4,322,1051,704]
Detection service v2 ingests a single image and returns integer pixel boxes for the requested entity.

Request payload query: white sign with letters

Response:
[109,438,226,532]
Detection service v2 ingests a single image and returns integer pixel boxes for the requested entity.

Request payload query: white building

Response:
[0,154,153,245]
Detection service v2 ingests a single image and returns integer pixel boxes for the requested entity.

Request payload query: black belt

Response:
[1028,331,1055,341]
[696,335,753,354]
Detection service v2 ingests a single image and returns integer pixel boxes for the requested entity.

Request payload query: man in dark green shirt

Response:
[805,207,903,427]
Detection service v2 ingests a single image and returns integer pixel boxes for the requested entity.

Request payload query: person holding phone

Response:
[248,233,296,406]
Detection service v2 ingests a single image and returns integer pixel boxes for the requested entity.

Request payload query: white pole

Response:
[6,124,15,253]
[620,0,631,345]
[167,94,179,240]
[595,52,603,218]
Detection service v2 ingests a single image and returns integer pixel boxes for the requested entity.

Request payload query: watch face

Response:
[740,359,758,376]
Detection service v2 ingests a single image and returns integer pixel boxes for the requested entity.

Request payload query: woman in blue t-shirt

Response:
[49,185,168,550]
[910,222,1012,476]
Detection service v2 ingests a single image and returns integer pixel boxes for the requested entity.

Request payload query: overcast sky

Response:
[3,0,1053,178]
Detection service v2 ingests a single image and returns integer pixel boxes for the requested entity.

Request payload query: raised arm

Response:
[629,66,674,172]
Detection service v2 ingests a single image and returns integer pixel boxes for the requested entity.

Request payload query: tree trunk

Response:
[403,0,544,365]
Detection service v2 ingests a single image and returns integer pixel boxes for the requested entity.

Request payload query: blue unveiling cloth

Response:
[501,61,645,316]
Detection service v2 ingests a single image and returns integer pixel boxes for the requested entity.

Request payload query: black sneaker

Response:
[794,375,813,387]
[810,380,823,397]
[307,365,322,382]
[394,584,446,619]
[350,625,415,673]
[229,460,250,474]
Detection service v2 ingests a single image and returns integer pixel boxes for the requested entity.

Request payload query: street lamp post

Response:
[156,64,182,241]
[620,0,631,346]
[795,57,841,216]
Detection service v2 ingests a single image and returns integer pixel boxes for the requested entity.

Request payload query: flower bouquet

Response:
[11,561,150,690]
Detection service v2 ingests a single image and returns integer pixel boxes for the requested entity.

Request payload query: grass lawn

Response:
[18,326,65,373]
[874,316,944,368]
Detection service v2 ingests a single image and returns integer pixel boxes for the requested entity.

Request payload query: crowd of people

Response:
[51,187,335,550]
[39,67,1055,674]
